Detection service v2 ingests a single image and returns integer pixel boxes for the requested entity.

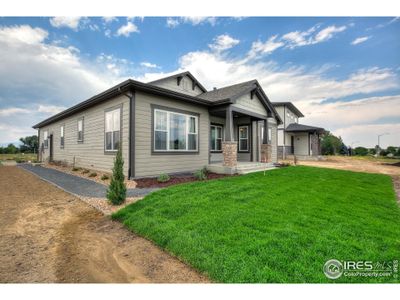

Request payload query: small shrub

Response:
[107,149,126,205]
[157,173,170,183]
[194,167,208,181]
[72,167,81,171]
[82,169,89,174]
[89,172,97,177]
[101,174,110,180]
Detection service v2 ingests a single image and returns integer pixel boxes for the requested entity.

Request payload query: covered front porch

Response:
[207,104,273,174]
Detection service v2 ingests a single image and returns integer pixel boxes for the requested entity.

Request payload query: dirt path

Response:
[0,166,209,283]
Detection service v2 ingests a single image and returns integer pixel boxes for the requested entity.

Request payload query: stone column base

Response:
[260,144,272,163]
[222,141,238,167]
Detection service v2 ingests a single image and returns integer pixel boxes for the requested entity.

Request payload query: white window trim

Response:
[105,107,121,152]
[60,125,64,148]
[238,125,249,152]
[77,118,84,142]
[43,130,49,149]
[154,108,198,152]
[210,125,223,151]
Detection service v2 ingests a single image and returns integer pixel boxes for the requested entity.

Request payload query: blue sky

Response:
[0,16,399,147]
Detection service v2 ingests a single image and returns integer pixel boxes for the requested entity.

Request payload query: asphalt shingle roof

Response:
[197,80,257,102]
[285,123,325,133]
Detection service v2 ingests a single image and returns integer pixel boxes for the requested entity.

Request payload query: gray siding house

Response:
[34,72,283,178]
[273,102,325,160]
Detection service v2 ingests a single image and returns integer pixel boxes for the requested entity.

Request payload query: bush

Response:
[107,149,126,205]
[82,169,89,174]
[157,173,170,183]
[89,172,97,177]
[101,174,109,180]
[194,167,208,180]
[72,167,81,171]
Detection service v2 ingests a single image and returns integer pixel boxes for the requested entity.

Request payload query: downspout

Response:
[120,88,135,179]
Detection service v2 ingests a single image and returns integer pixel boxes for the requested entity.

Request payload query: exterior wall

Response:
[293,132,309,156]
[277,129,284,146]
[232,93,267,116]
[134,91,210,177]
[275,106,285,129]
[284,107,298,128]
[149,74,204,96]
[38,94,130,175]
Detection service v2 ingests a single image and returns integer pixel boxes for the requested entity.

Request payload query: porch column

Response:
[222,105,237,167]
[261,118,271,163]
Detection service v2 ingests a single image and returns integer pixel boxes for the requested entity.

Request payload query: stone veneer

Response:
[310,133,320,156]
[222,141,238,167]
[260,144,272,162]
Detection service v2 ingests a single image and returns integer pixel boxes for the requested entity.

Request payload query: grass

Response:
[0,153,37,162]
[112,166,400,283]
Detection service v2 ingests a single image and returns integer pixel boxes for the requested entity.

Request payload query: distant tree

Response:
[396,147,400,157]
[368,148,377,155]
[19,135,38,153]
[386,146,397,155]
[339,143,348,155]
[4,143,18,154]
[354,146,369,156]
[321,131,344,155]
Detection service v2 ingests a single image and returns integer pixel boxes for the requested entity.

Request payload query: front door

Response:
[291,136,294,154]
[49,134,53,162]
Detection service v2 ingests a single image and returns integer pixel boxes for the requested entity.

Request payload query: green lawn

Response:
[113,166,400,283]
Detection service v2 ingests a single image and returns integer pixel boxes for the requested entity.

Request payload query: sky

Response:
[0,16,399,148]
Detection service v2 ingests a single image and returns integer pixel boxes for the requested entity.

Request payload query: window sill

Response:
[152,150,199,155]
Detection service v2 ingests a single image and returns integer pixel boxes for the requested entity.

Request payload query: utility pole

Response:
[377,133,389,156]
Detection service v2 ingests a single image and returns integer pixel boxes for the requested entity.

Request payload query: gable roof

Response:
[272,102,304,118]
[285,123,324,133]
[197,80,257,102]
[148,71,207,93]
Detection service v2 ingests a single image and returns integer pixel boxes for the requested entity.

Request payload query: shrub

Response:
[82,169,90,174]
[89,172,97,177]
[194,167,208,180]
[107,149,126,205]
[157,173,170,183]
[72,167,81,171]
[101,174,110,180]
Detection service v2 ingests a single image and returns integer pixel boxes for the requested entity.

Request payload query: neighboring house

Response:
[272,102,325,160]
[33,71,282,178]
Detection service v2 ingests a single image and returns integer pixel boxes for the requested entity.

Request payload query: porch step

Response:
[236,164,276,175]
[207,162,276,175]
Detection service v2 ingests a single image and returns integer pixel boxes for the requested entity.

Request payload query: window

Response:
[43,130,48,149]
[210,125,223,151]
[105,108,121,151]
[60,125,64,148]
[238,126,249,152]
[268,128,272,143]
[77,118,84,142]
[154,108,198,152]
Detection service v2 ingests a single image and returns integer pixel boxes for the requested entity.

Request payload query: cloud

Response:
[0,25,48,44]
[49,17,83,30]
[37,105,66,114]
[140,62,159,68]
[166,17,217,28]
[209,34,240,52]
[116,21,139,37]
[351,36,371,45]
[248,35,284,58]
[314,25,346,43]
[102,16,117,23]
[0,107,30,117]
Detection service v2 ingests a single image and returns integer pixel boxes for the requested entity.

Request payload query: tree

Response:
[368,148,376,155]
[396,147,400,157]
[354,146,368,156]
[321,131,344,155]
[106,149,126,205]
[386,146,397,155]
[3,143,18,154]
[19,135,38,153]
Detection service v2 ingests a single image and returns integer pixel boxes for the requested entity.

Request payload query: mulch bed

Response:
[135,173,234,188]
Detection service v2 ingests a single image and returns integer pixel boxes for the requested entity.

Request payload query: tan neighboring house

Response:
[33,71,283,178]
[272,102,325,160]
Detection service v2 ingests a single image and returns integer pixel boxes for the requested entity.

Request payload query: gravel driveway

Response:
[0,166,209,283]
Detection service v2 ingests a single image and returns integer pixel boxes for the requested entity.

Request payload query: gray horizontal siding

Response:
[150,74,203,97]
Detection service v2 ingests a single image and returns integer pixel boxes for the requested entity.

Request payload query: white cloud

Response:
[140,62,159,68]
[49,17,83,30]
[209,34,240,52]
[166,18,180,28]
[102,17,117,23]
[0,25,48,45]
[314,25,346,43]
[351,36,371,45]
[116,21,139,37]
[37,105,66,114]
[0,107,30,117]
[248,35,284,58]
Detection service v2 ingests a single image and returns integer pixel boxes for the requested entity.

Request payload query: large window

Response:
[105,108,121,151]
[77,118,84,142]
[60,125,64,148]
[210,125,223,151]
[154,109,198,152]
[238,125,249,152]
[43,130,48,149]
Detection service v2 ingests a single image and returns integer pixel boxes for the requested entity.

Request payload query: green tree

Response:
[321,131,344,155]
[4,143,18,154]
[396,147,400,156]
[106,149,126,205]
[368,148,377,155]
[354,146,368,156]
[386,146,397,155]
[19,135,38,153]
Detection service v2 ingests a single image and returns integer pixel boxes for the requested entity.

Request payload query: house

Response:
[33,71,283,178]
[272,102,325,160]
